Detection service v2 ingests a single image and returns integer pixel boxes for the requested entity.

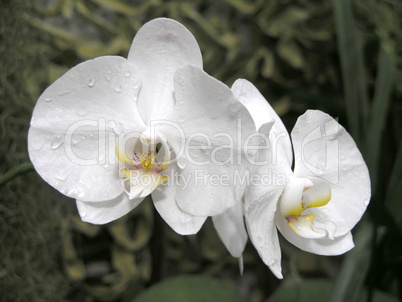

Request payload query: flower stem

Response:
[0,162,34,188]
[147,206,165,285]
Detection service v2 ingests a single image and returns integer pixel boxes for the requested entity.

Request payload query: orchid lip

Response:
[116,131,170,199]
[280,176,332,239]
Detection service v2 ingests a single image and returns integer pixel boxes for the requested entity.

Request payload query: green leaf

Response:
[0,162,34,187]
[90,0,155,16]
[385,145,402,229]
[244,47,275,80]
[108,199,153,251]
[261,7,309,38]
[329,223,373,302]
[371,291,400,302]
[266,279,333,302]
[218,0,265,15]
[332,0,368,145]
[367,43,396,188]
[266,278,399,302]
[134,275,245,302]
[277,35,304,69]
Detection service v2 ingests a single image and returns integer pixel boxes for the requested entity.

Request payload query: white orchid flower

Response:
[28,18,256,235]
[232,79,371,278]
[210,89,276,267]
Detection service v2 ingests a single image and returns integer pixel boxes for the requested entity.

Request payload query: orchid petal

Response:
[166,66,256,216]
[278,176,331,239]
[212,202,247,258]
[231,79,293,167]
[291,110,370,237]
[276,210,355,255]
[28,56,145,202]
[244,189,283,278]
[302,177,331,210]
[152,162,207,235]
[121,168,168,199]
[243,122,284,279]
[286,214,326,239]
[279,175,308,217]
[128,18,202,123]
[116,135,142,165]
[76,194,144,225]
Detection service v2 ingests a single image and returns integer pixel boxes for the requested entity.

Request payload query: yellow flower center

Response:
[115,133,170,199]
[140,152,156,171]
[280,176,332,239]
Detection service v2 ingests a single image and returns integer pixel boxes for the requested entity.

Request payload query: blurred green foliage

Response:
[134,275,246,302]
[0,0,401,301]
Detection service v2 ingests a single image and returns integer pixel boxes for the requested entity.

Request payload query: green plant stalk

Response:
[332,0,369,147]
[331,0,372,301]
[384,145,402,228]
[367,43,395,190]
[329,223,373,302]
[0,162,34,188]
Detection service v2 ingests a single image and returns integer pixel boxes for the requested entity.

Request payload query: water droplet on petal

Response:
[77,107,88,116]
[77,202,87,217]
[209,190,215,201]
[54,169,70,181]
[177,157,187,169]
[114,83,123,93]
[131,80,142,101]
[113,123,123,134]
[177,114,185,124]
[30,139,43,151]
[88,77,96,87]
[124,70,131,77]
[50,134,64,149]
[256,238,265,249]
[44,96,52,102]
[57,90,71,96]
[106,71,112,82]
[72,135,80,145]
[229,103,241,117]
[108,120,116,129]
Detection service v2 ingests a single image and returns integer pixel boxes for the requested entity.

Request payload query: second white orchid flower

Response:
[232,79,371,278]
